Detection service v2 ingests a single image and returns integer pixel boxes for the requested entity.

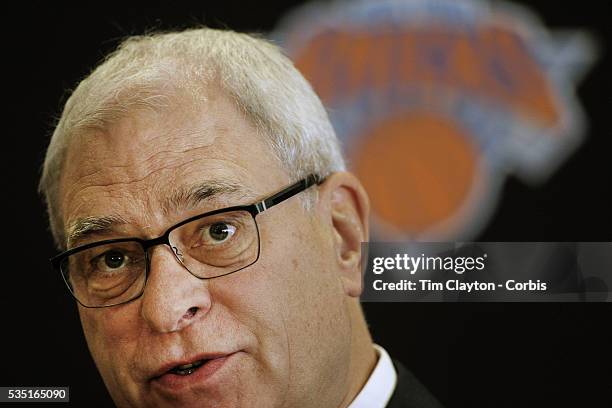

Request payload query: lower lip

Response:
[152,353,237,391]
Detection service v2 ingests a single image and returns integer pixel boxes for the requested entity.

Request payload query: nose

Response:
[140,245,212,333]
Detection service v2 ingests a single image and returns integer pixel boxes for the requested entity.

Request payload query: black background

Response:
[3,1,611,407]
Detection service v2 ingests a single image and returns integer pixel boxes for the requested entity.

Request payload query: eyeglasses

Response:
[50,175,324,308]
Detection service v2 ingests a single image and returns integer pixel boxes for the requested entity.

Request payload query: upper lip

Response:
[150,352,235,380]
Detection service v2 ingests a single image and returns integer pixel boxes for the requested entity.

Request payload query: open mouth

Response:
[152,352,238,389]
[168,359,208,376]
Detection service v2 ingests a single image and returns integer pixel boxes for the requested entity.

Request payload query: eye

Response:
[98,250,128,270]
[205,222,237,243]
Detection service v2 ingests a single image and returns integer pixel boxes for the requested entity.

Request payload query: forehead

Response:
[59,91,288,239]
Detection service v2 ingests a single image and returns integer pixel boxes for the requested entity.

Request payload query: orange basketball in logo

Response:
[351,113,478,235]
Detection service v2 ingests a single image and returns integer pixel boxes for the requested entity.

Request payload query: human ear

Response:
[318,172,370,297]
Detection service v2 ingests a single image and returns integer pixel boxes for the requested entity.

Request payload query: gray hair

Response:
[39,27,345,249]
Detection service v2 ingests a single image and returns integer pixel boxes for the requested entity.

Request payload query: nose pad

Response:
[169,244,199,278]
[171,245,185,264]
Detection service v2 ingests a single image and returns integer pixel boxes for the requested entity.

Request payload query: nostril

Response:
[183,307,198,319]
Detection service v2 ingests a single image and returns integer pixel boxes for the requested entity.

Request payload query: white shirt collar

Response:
[348,344,397,408]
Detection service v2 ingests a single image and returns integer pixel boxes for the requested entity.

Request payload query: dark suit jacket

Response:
[386,360,444,408]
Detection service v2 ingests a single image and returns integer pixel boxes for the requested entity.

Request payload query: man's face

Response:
[58,90,356,407]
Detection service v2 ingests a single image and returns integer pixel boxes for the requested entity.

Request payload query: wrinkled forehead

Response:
[63,92,242,177]
[58,94,288,240]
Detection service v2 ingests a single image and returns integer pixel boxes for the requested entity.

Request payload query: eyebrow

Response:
[66,214,130,248]
[160,179,251,216]
[66,180,253,248]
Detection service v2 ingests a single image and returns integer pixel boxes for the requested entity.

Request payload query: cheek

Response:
[209,264,292,384]
[79,304,142,380]
[212,215,351,399]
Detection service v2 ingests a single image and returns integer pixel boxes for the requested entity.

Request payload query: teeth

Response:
[170,359,206,375]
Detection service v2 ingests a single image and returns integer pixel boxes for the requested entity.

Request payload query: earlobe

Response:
[323,173,370,298]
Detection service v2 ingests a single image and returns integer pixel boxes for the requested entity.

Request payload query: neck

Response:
[338,299,378,408]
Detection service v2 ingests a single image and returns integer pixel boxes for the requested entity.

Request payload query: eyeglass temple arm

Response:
[255,174,324,214]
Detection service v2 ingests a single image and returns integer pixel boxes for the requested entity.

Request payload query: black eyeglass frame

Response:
[50,174,325,308]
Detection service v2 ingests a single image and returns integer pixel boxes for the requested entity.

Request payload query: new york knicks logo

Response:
[273,0,596,240]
